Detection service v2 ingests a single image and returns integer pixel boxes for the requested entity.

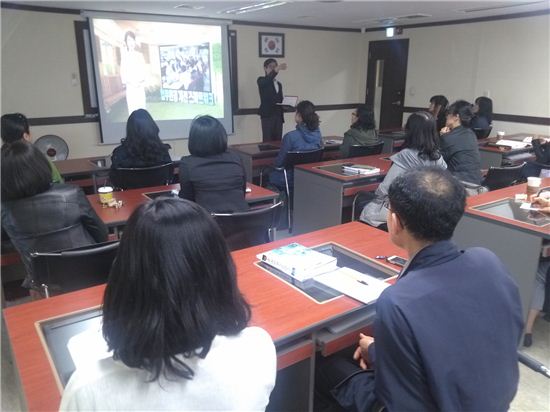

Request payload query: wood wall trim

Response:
[28,116,98,127]
[402,106,550,126]
[1,1,80,14]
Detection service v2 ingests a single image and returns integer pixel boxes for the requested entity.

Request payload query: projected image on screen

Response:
[92,18,224,124]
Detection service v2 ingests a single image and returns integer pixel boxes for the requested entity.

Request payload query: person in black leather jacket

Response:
[1,142,108,290]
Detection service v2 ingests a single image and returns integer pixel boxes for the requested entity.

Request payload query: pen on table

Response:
[356,279,369,286]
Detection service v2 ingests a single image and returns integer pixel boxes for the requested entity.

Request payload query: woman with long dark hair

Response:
[360,111,447,228]
[179,115,248,212]
[269,100,322,190]
[428,95,449,132]
[440,100,482,184]
[339,105,378,158]
[470,96,493,130]
[110,109,171,169]
[60,198,276,410]
[1,141,107,292]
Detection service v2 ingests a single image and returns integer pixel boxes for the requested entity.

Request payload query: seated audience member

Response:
[59,198,276,411]
[523,136,550,178]
[1,142,107,291]
[269,100,322,191]
[339,105,378,158]
[428,94,449,132]
[1,112,63,183]
[179,115,248,213]
[440,100,483,184]
[110,109,171,169]
[470,96,493,130]
[360,111,446,228]
[316,167,523,412]
[523,195,550,347]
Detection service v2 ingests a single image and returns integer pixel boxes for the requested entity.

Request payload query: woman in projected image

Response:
[59,198,276,410]
[120,31,147,114]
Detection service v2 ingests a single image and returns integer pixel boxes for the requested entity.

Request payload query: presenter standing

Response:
[120,31,147,115]
[257,59,287,142]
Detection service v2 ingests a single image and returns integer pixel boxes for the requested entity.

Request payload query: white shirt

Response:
[59,327,276,411]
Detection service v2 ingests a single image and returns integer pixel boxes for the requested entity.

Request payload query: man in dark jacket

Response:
[316,167,523,412]
[257,58,286,142]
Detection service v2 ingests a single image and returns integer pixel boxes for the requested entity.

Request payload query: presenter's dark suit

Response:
[257,71,284,142]
[178,151,248,213]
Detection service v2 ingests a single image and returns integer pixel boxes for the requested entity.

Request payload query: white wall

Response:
[1,8,362,158]
[362,13,550,135]
[2,8,549,160]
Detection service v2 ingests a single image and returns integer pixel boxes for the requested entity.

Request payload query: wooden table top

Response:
[3,222,404,412]
[295,154,392,183]
[478,133,547,154]
[230,136,343,157]
[464,178,550,237]
[87,183,278,227]
[54,156,110,177]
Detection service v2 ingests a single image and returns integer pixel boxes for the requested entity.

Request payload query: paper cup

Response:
[526,177,542,196]
[98,186,114,204]
[496,131,505,138]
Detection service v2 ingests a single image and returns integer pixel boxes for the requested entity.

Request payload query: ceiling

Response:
[10,1,550,29]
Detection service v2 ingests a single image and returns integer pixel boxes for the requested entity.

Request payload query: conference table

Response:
[293,154,393,235]
[453,178,550,320]
[229,136,344,182]
[378,129,406,153]
[478,133,544,169]
[3,222,404,412]
[86,183,278,233]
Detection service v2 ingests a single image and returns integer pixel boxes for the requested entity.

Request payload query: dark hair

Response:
[188,115,228,157]
[429,95,448,130]
[475,96,493,123]
[351,105,376,131]
[124,31,136,49]
[1,113,30,144]
[1,141,52,200]
[123,109,168,164]
[263,58,277,68]
[402,111,441,161]
[429,95,449,110]
[102,197,251,381]
[388,167,466,242]
[296,100,320,131]
[446,100,474,127]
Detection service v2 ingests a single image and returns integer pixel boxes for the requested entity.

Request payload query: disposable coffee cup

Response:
[497,131,505,138]
[98,186,114,204]
[526,177,541,197]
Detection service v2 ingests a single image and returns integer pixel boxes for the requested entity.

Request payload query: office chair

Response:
[110,162,174,190]
[30,240,119,298]
[346,141,384,158]
[473,127,492,140]
[351,191,377,221]
[212,202,282,251]
[259,148,324,232]
[482,162,526,191]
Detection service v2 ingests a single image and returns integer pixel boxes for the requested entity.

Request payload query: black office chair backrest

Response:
[482,162,526,191]
[347,141,385,158]
[473,126,492,140]
[283,148,324,169]
[212,202,282,251]
[110,162,174,190]
[30,240,119,297]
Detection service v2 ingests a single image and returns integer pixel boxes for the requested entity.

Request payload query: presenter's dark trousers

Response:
[261,114,283,142]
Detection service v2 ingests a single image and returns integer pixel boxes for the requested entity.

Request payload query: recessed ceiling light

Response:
[220,1,286,15]
[174,4,205,10]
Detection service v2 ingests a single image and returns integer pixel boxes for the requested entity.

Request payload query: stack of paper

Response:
[342,164,381,175]
[257,243,337,281]
[315,267,389,304]
[495,139,530,149]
